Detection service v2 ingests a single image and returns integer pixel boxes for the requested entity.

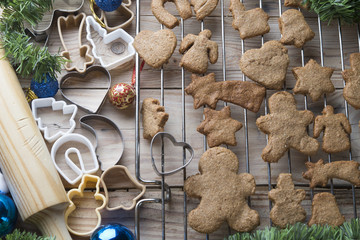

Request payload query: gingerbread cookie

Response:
[185,73,266,112]
[343,53,360,109]
[197,106,242,147]
[268,173,306,228]
[184,147,260,233]
[278,9,315,48]
[256,91,319,163]
[141,98,169,140]
[293,59,335,101]
[308,192,345,227]
[303,159,360,188]
[151,0,192,29]
[239,40,290,90]
[284,0,307,8]
[230,0,270,39]
[313,105,351,153]
[133,29,177,69]
[190,0,218,20]
[179,29,218,74]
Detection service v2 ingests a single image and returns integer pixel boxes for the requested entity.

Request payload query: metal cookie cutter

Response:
[59,65,111,114]
[51,133,99,185]
[80,114,125,171]
[31,97,77,143]
[65,174,106,236]
[150,132,194,176]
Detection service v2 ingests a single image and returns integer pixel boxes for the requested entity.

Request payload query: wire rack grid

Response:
[133,0,360,239]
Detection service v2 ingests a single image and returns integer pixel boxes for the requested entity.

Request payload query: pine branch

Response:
[5,229,55,240]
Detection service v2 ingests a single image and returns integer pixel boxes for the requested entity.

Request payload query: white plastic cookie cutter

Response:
[31,97,77,143]
[51,133,99,185]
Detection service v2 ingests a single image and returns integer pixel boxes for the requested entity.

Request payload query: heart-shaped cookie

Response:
[59,66,111,114]
[239,40,289,90]
[133,29,177,69]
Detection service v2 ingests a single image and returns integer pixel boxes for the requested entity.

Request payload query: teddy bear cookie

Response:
[133,29,177,69]
[268,173,306,228]
[191,0,219,20]
[343,53,360,109]
[179,29,218,74]
[229,0,270,39]
[308,192,345,227]
[239,40,289,90]
[313,105,351,153]
[184,147,260,233]
[256,91,319,163]
[303,159,360,188]
[197,106,242,147]
[278,9,315,48]
[151,0,192,29]
[293,59,335,101]
[141,98,169,140]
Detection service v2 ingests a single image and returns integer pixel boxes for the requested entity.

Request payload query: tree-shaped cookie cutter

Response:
[65,174,106,236]
[58,13,95,73]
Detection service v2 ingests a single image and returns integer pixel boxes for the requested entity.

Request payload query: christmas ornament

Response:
[91,224,135,240]
[0,194,17,237]
[108,61,144,109]
[27,74,59,102]
[94,0,123,12]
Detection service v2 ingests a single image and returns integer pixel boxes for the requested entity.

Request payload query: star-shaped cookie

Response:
[197,106,243,148]
[343,53,360,109]
[229,0,270,39]
[293,59,335,101]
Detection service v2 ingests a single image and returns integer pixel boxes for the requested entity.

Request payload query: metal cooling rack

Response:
[133,0,360,239]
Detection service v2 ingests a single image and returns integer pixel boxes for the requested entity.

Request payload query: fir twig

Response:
[5,229,55,240]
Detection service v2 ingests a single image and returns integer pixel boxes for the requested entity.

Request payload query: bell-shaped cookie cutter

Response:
[65,174,106,236]
[86,16,136,70]
[101,165,146,211]
[51,133,99,185]
[150,132,194,176]
[31,97,77,143]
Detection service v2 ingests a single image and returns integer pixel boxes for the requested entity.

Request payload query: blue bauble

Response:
[0,195,17,238]
[30,74,59,98]
[95,0,123,12]
[91,224,135,240]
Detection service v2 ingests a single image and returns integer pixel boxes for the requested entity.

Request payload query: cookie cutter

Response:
[59,65,111,114]
[101,165,146,211]
[31,97,78,143]
[65,174,106,236]
[86,16,136,70]
[51,133,99,185]
[89,0,134,32]
[58,13,95,73]
[80,114,125,171]
[150,132,194,176]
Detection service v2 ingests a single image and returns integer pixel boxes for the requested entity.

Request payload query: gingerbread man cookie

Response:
[197,106,242,147]
[151,0,192,29]
[343,53,360,109]
[268,173,306,228]
[313,105,351,153]
[141,98,169,140]
[184,147,260,233]
[179,29,218,74]
[256,91,319,163]
[230,0,270,39]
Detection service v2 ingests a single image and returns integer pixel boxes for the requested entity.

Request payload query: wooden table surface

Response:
[18,0,360,239]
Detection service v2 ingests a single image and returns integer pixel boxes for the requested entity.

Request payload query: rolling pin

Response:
[0,48,71,239]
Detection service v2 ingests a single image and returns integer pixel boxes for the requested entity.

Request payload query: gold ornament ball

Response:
[108,83,136,109]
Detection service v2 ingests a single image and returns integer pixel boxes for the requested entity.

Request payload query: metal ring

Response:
[89,0,106,28]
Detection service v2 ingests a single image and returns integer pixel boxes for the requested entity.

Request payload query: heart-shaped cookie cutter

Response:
[58,13,95,73]
[86,16,136,70]
[59,65,111,114]
[150,132,194,176]
[31,97,78,143]
[65,174,106,236]
[51,133,99,185]
[80,114,125,171]
[101,165,146,211]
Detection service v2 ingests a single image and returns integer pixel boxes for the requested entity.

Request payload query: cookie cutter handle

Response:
[150,132,194,176]
[89,0,106,28]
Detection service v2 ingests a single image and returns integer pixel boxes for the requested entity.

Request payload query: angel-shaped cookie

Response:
[179,29,218,74]
[256,91,319,163]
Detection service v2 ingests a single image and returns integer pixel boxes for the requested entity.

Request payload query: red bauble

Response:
[108,83,135,109]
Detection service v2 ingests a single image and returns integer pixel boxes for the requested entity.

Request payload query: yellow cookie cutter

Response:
[65,174,106,236]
